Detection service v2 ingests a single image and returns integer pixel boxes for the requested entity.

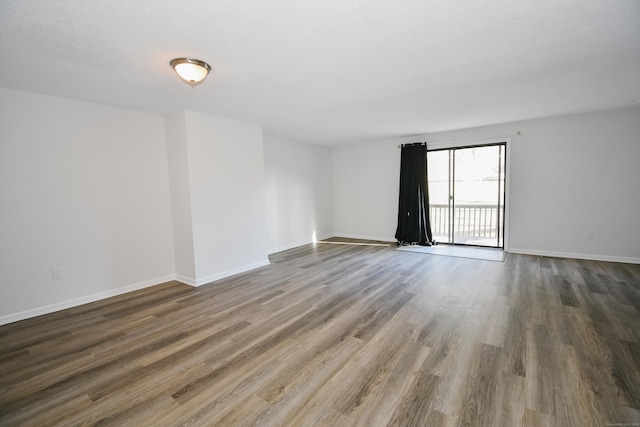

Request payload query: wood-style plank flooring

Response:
[1,240,640,426]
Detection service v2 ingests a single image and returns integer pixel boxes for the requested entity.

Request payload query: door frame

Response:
[427,137,511,251]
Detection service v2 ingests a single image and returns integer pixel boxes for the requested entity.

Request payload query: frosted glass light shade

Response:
[170,58,211,87]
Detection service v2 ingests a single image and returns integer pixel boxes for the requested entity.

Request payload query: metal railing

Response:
[430,204,501,239]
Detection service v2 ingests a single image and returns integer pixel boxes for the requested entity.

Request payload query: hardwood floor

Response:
[1,241,639,426]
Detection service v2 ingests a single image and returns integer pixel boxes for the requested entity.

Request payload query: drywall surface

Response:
[183,110,269,284]
[332,135,416,242]
[165,112,196,283]
[502,108,639,262]
[0,87,176,323]
[264,135,334,253]
[333,107,640,262]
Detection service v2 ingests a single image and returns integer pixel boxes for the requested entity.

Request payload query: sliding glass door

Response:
[427,143,506,248]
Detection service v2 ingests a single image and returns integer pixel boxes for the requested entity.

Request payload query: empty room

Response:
[1,1,639,426]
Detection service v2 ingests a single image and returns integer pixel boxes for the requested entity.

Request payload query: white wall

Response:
[333,135,416,242]
[2,85,637,325]
[180,110,269,285]
[0,88,176,324]
[165,112,196,282]
[264,135,334,253]
[333,107,640,263]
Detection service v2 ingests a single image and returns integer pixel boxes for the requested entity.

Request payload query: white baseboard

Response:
[268,239,314,255]
[1,258,276,325]
[175,274,196,287]
[191,259,271,287]
[267,233,335,255]
[317,233,336,241]
[333,233,396,243]
[507,247,640,264]
[0,275,176,326]
[8,245,630,327]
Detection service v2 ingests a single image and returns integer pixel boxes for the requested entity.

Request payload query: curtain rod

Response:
[398,142,427,148]
[428,131,521,146]
[397,131,521,148]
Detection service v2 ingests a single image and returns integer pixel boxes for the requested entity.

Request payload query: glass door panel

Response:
[428,143,505,248]
[427,150,451,244]
[452,145,504,247]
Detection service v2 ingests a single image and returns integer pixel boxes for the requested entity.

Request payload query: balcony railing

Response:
[430,203,502,243]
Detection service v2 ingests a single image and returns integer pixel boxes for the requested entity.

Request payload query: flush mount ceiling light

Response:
[170,58,211,87]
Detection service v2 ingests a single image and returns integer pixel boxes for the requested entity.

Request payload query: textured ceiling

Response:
[1,0,639,145]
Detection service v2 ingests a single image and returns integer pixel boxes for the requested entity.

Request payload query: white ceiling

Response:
[1,0,639,146]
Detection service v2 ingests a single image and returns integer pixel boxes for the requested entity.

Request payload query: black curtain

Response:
[395,143,435,246]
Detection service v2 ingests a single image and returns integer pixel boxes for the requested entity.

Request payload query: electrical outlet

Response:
[51,268,63,280]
